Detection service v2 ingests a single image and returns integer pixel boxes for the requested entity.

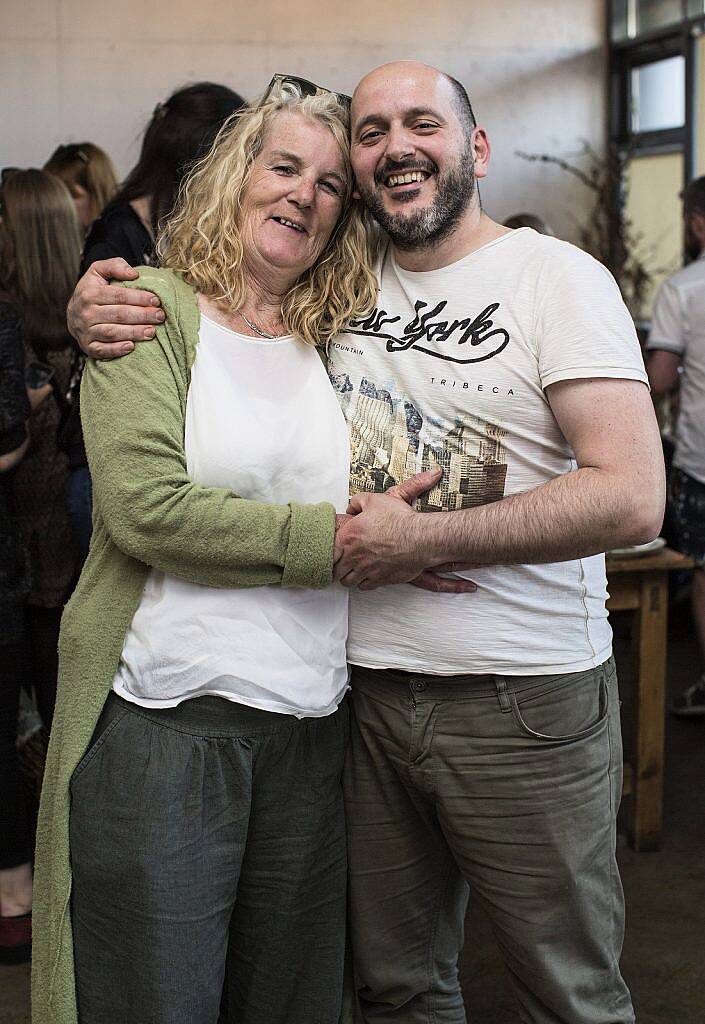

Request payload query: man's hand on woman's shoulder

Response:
[67,258,166,360]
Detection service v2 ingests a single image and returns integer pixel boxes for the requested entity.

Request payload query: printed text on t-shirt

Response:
[348,299,510,364]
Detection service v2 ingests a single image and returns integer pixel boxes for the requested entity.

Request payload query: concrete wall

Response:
[2,0,607,242]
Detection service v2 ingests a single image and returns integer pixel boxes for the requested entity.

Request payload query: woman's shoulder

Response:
[97,201,142,228]
[81,203,154,273]
[112,269,200,359]
[84,202,141,241]
[119,267,197,316]
[128,265,185,288]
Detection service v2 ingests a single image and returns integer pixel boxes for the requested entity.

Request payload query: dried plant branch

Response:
[515,140,663,318]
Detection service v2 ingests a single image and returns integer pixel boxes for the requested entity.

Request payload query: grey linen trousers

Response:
[70,691,349,1024]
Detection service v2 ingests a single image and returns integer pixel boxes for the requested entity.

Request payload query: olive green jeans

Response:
[344,658,634,1024]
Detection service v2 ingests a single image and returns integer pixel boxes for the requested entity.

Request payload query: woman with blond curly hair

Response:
[32,78,391,1024]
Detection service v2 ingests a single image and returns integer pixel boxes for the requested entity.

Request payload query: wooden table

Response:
[606,547,693,851]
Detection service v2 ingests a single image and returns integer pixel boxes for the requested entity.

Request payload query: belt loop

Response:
[495,678,511,713]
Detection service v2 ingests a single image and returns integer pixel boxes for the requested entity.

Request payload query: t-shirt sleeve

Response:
[534,247,648,389]
[645,279,685,355]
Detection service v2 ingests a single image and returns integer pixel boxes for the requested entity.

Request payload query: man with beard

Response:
[68,62,663,1024]
[647,176,705,718]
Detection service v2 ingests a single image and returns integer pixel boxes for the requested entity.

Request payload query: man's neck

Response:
[392,207,511,273]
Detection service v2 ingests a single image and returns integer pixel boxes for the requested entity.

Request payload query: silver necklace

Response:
[237,309,280,340]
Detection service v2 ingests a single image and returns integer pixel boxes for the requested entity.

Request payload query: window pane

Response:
[611,0,631,39]
[625,151,683,318]
[631,56,685,132]
[687,0,705,15]
[637,0,683,33]
[696,34,705,173]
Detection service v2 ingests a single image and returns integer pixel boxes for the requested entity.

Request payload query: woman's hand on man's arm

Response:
[67,258,166,360]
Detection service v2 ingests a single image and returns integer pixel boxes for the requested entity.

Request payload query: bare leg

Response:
[0,863,33,916]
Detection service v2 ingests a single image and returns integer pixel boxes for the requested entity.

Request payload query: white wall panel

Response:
[0,0,607,243]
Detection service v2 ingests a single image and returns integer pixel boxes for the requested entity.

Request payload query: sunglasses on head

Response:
[263,74,351,112]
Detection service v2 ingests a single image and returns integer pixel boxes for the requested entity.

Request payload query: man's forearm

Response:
[336,378,665,590]
[417,466,664,569]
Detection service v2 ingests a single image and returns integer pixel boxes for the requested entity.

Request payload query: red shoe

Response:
[0,911,31,965]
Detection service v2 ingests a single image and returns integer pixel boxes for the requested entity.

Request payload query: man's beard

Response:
[357,147,476,251]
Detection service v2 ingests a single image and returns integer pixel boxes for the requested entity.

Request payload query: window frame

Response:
[608,3,705,322]
[609,3,705,182]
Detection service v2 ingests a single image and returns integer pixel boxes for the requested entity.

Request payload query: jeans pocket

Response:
[510,670,610,743]
[70,696,128,785]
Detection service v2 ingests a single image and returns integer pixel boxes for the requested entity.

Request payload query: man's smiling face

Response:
[350,63,479,251]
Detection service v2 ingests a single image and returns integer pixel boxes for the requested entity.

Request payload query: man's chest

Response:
[327,282,560,509]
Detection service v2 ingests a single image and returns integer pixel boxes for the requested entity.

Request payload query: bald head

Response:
[353,61,476,140]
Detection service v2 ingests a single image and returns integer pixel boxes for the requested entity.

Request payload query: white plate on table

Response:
[607,537,666,559]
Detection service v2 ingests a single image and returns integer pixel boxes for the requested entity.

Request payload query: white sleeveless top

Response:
[112,314,351,717]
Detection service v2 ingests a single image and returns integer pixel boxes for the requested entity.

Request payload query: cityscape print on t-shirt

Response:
[329,369,508,512]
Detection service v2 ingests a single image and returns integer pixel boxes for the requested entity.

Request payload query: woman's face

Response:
[70,184,94,228]
[239,111,348,285]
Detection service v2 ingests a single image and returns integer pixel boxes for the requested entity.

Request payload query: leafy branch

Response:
[515,141,657,317]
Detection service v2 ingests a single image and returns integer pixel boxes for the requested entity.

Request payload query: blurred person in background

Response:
[647,175,705,716]
[58,82,246,562]
[82,81,246,271]
[0,169,73,965]
[504,212,554,235]
[0,287,52,966]
[43,143,118,557]
[43,142,118,232]
[0,169,83,731]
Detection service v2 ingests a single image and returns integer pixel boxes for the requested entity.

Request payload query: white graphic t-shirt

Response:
[328,228,648,675]
[646,253,705,485]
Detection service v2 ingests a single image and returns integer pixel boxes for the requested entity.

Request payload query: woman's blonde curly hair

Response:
[158,83,378,348]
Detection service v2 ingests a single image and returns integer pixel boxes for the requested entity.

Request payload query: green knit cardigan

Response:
[31,268,337,1024]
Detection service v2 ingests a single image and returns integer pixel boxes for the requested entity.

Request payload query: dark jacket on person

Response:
[63,203,155,470]
[81,202,154,275]
[11,331,78,609]
[0,302,31,641]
